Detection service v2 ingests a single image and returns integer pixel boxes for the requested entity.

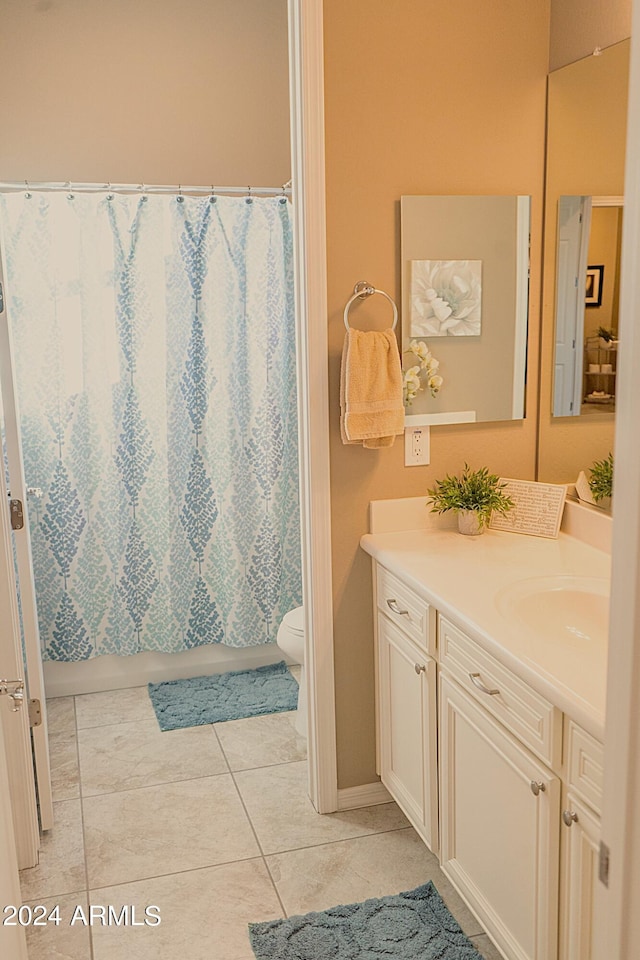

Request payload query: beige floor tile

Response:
[83,774,259,887]
[24,893,90,960]
[215,711,306,771]
[78,719,227,795]
[470,932,505,959]
[266,827,483,936]
[19,800,86,901]
[234,761,409,854]
[49,734,81,802]
[90,859,283,960]
[46,698,77,739]
[75,687,156,729]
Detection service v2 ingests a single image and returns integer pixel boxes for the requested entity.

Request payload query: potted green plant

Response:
[427,464,515,536]
[597,327,618,350]
[588,452,613,508]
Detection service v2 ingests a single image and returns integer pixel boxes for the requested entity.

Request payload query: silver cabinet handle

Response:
[414,663,426,675]
[562,810,579,827]
[468,672,500,696]
[386,598,409,617]
[530,780,546,796]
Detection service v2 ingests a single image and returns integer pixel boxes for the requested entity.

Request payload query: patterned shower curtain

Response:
[0,192,301,660]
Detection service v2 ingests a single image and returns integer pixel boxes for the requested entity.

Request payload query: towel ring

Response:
[343,281,398,332]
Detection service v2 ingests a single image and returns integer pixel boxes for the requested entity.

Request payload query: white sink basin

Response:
[496,576,610,646]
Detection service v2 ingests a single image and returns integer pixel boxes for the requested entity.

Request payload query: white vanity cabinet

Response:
[375,566,438,851]
[439,671,561,960]
[370,558,606,960]
[559,791,600,960]
[559,723,604,960]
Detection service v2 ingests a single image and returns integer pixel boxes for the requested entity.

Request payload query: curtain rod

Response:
[0,180,292,198]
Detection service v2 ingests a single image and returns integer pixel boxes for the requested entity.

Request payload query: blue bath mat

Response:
[148,661,299,731]
[249,881,483,960]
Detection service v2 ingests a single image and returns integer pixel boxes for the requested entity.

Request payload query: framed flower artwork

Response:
[409,259,482,337]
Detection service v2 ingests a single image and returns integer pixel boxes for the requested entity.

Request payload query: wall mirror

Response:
[537,39,629,483]
[553,195,623,418]
[401,194,530,426]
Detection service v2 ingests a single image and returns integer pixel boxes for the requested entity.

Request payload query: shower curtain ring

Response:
[24,180,32,199]
[177,184,184,204]
[106,182,114,201]
[246,186,253,204]
[209,185,217,204]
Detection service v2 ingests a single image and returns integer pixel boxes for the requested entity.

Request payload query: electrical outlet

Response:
[404,426,430,466]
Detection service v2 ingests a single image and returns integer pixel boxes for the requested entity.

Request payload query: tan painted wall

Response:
[323,0,550,789]
[0,0,290,185]
[550,0,631,71]
[538,42,628,484]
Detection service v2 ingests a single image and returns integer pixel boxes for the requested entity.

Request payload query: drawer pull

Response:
[469,672,500,696]
[387,598,410,617]
[563,810,579,827]
[414,663,426,675]
[530,780,546,797]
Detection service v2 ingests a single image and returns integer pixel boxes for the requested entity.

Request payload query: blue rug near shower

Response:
[148,661,299,731]
[249,881,483,960]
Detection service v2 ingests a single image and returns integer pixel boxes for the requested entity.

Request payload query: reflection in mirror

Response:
[553,196,622,417]
[537,39,629,485]
[401,195,530,426]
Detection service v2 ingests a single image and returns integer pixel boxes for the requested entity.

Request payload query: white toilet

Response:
[276,606,307,737]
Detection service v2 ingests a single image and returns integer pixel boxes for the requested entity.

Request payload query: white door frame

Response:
[596,2,640,956]
[288,0,338,814]
[0,247,54,831]
[0,704,28,958]
[0,402,40,869]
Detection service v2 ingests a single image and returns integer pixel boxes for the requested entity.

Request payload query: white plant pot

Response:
[457,510,484,536]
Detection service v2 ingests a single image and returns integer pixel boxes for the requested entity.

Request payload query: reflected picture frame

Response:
[585,264,604,307]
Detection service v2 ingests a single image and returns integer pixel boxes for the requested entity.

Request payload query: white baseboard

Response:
[336,781,392,810]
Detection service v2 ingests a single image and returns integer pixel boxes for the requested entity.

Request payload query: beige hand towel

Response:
[340,328,404,447]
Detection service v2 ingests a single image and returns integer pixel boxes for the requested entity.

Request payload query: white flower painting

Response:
[409,259,482,337]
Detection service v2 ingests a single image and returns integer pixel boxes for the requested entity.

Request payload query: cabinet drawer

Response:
[376,565,434,656]
[566,721,603,815]
[439,615,562,769]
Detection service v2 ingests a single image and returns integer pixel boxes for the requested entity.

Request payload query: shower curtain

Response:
[0,192,301,660]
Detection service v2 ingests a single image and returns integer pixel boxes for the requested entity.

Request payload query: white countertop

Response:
[360,527,611,740]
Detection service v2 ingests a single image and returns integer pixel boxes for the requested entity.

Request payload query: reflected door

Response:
[554,196,591,416]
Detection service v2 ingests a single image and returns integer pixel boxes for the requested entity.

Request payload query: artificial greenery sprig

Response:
[597,326,616,343]
[588,452,613,502]
[426,464,515,529]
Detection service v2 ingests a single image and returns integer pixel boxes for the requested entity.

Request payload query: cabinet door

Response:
[440,673,560,960]
[377,613,438,851]
[560,791,601,960]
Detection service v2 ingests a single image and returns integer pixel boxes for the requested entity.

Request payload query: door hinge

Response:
[9,498,24,530]
[0,280,4,313]
[599,840,610,887]
[28,698,42,728]
[569,401,574,412]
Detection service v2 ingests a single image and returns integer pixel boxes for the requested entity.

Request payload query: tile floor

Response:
[20,674,501,960]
